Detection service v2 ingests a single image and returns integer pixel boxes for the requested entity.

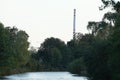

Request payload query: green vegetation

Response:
[68,58,86,75]
[0,23,30,75]
[0,0,120,80]
[31,37,71,71]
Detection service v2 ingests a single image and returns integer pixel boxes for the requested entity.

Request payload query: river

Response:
[3,72,88,80]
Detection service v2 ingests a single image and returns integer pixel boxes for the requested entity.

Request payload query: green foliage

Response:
[50,47,62,67]
[68,3,120,79]
[107,27,120,80]
[68,58,86,75]
[84,39,111,80]
[37,37,70,70]
[67,34,94,60]
[0,22,30,75]
[87,21,109,39]
[83,1,120,80]
[67,34,94,76]
[100,0,116,10]
[26,53,45,71]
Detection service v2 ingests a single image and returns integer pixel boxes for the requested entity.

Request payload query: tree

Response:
[0,23,10,72]
[67,34,94,76]
[50,47,62,69]
[0,22,30,75]
[108,31,120,80]
[68,58,86,75]
[84,1,120,80]
[15,30,30,66]
[87,21,109,39]
[84,39,111,80]
[37,37,70,70]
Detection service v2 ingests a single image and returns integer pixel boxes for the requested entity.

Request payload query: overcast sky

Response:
[0,0,108,47]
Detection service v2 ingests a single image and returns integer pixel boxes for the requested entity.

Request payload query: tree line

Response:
[68,0,120,80]
[0,24,30,75]
[0,0,120,80]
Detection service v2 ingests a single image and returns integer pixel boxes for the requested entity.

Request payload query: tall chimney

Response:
[73,9,76,40]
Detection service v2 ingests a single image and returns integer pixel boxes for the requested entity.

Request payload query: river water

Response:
[3,72,88,80]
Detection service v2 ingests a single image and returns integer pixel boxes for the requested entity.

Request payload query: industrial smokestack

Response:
[73,9,76,40]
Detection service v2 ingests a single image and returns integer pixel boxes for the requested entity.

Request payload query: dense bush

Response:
[68,58,86,75]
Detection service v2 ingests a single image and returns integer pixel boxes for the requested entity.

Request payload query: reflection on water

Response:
[3,72,87,80]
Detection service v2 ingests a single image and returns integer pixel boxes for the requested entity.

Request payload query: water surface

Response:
[4,72,87,80]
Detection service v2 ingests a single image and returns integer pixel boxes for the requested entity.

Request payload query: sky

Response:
[0,0,108,48]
